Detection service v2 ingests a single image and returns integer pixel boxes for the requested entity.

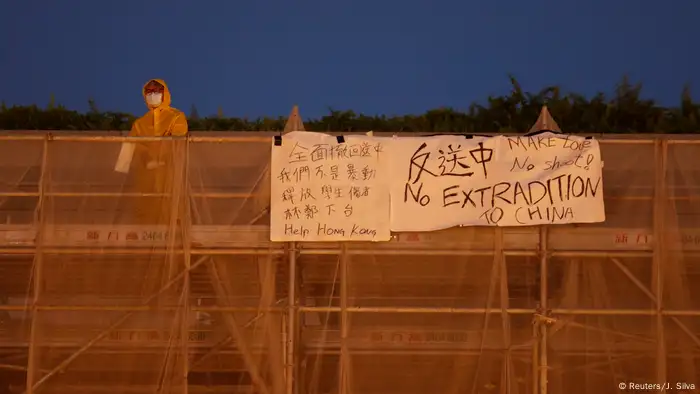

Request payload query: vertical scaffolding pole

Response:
[180,139,192,394]
[25,136,49,394]
[538,225,549,394]
[207,259,270,394]
[339,244,351,394]
[495,228,513,393]
[286,242,297,394]
[190,143,270,394]
[258,252,285,394]
[531,325,538,394]
[155,138,190,393]
[652,139,667,384]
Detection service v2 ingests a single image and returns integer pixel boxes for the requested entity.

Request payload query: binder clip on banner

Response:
[273,134,346,146]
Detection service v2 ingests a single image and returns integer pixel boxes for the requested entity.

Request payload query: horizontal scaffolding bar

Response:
[2,304,699,316]
[9,384,249,394]
[297,307,536,314]
[2,346,693,358]
[0,248,661,256]
[0,134,684,145]
[1,347,699,358]
[297,249,528,256]
[52,135,188,142]
[0,305,285,312]
[0,191,672,201]
[0,248,682,257]
[9,247,700,258]
[191,249,286,255]
[549,251,652,257]
[0,248,286,255]
[0,133,677,143]
[0,191,260,198]
[551,308,656,316]
[668,140,700,145]
[0,134,271,143]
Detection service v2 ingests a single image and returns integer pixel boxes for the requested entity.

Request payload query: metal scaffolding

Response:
[0,132,698,393]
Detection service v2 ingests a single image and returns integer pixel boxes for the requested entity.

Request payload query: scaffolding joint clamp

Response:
[533,306,555,325]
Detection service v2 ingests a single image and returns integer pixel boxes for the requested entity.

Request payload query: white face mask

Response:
[146,92,163,107]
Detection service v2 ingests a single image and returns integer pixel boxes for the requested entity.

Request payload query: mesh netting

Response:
[0,131,698,394]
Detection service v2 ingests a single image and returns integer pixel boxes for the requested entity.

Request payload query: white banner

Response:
[389,133,605,231]
[270,131,391,241]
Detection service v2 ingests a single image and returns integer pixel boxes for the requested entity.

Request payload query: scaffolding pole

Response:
[204,255,270,394]
[150,139,190,393]
[0,133,673,143]
[9,304,700,316]
[180,144,192,394]
[0,247,669,258]
[286,242,297,394]
[495,227,514,393]
[25,136,49,394]
[257,250,285,394]
[0,190,673,200]
[339,243,351,394]
[653,139,667,385]
[537,224,549,394]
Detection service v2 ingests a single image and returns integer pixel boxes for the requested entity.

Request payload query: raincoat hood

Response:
[130,78,188,138]
[143,79,172,109]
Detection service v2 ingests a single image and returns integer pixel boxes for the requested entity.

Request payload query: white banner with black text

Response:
[389,132,605,231]
[270,131,391,241]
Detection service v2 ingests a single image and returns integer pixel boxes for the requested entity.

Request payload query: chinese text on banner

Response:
[270,131,391,241]
[389,133,605,231]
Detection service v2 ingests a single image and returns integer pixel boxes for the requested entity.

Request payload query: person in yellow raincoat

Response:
[129,79,188,224]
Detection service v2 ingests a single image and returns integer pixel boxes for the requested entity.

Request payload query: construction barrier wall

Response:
[0,132,698,394]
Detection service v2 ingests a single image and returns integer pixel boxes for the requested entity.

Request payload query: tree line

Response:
[0,77,698,133]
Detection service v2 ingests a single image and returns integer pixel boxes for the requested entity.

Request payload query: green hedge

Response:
[1,77,698,133]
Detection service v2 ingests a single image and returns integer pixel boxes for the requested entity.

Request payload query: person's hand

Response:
[146,160,165,170]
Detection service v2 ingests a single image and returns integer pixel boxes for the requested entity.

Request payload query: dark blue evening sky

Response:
[1,0,697,119]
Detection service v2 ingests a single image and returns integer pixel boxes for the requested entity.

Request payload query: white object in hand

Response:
[114,143,135,173]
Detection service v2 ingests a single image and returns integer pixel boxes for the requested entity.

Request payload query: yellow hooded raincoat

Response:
[128,79,188,224]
